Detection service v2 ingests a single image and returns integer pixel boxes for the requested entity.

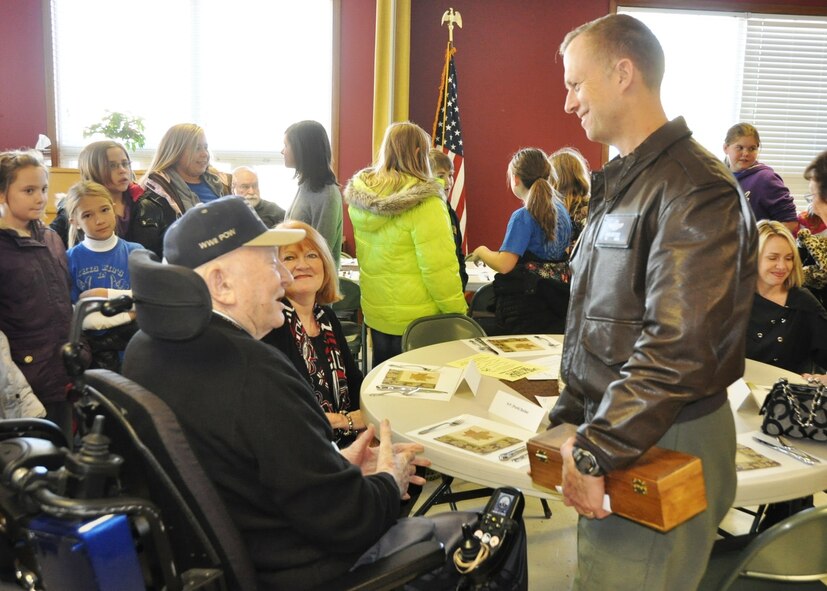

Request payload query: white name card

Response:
[728,378,761,412]
[459,359,483,396]
[489,390,546,432]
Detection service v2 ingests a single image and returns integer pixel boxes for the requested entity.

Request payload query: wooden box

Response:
[527,424,707,532]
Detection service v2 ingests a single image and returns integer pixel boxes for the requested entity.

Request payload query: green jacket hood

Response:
[344,171,445,225]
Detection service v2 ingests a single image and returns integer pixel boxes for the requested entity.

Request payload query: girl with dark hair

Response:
[0,150,73,436]
[283,120,343,268]
[797,149,827,305]
[471,148,573,335]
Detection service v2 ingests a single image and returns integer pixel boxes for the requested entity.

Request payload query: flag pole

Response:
[431,7,468,254]
[433,8,462,145]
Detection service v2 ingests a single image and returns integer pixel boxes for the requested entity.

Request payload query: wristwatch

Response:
[572,446,603,476]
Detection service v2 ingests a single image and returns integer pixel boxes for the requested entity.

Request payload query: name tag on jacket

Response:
[595,214,639,248]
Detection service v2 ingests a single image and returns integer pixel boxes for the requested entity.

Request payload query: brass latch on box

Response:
[632,478,648,495]
[534,450,548,463]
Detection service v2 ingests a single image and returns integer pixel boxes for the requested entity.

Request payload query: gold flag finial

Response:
[440,8,462,45]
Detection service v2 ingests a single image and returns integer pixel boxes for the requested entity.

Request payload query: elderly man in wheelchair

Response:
[0,197,527,591]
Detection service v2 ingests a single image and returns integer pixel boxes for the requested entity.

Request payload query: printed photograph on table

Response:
[490,337,542,353]
[481,335,562,357]
[435,426,522,455]
[382,368,440,389]
[735,443,781,471]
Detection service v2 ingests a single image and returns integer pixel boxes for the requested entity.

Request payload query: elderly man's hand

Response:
[341,420,430,499]
[560,436,611,520]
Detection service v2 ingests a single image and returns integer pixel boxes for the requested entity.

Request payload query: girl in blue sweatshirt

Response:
[65,181,142,370]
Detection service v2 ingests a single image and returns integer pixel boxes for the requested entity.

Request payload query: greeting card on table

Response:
[435,425,521,455]
[364,362,463,401]
[407,414,535,468]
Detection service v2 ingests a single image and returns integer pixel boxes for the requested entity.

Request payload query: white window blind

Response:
[740,15,827,199]
[620,7,827,203]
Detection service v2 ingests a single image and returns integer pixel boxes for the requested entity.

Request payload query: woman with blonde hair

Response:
[262,220,365,445]
[139,123,230,219]
[746,220,827,374]
[548,146,590,245]
[747,219,827,531]
[471,148,572,335]
[344,121,466,365]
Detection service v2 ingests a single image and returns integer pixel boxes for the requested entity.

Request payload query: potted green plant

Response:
[83,111,146,152]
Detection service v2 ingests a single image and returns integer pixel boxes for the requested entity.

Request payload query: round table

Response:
[361,337,827,507]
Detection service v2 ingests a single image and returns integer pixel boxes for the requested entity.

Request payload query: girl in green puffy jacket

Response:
[344,122,467,366]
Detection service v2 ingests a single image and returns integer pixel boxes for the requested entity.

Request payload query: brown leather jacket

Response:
[550,118,757,473]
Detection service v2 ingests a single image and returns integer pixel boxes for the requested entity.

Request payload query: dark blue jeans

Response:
[370,328,402,367]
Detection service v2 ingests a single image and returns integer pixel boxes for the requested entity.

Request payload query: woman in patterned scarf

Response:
[261,220,364,445]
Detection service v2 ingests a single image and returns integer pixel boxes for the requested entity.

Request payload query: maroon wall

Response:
[0,0,48,151]
[409,0,607,250]
[337,0,376,254]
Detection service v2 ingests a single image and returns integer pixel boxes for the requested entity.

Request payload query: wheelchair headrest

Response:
[128,249,212,341]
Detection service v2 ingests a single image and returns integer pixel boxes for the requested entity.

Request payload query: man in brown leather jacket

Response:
[550,14,757,590]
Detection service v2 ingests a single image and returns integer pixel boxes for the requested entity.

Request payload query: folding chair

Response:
[401,313,486,352]
[468,283,496,322]
[333,277,368,375]
[699,505,827,590]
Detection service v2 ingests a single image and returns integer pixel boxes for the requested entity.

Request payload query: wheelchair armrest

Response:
[313,540,445,591]
[0,419,67,448]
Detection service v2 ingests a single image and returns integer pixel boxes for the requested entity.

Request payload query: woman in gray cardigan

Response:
[283,120,343,268]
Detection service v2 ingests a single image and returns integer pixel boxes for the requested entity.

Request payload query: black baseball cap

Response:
[164,196,304,269]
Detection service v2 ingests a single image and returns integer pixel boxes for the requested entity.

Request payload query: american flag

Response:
[432,45,467,252]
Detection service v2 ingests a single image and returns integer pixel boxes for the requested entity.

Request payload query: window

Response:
[619,6,827,203]
[49,0,334,210]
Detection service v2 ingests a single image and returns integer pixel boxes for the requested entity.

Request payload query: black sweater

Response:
[123,315,399,589]
[746,287,827,374]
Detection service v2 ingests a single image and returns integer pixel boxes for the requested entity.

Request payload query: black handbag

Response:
[760,378,827,442]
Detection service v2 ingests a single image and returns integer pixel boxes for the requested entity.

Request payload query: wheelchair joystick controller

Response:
[453,487,525,583]
[459,523,482,563]
[65,415,124,499]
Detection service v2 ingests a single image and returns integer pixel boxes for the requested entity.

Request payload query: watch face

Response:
[574,448,598,475]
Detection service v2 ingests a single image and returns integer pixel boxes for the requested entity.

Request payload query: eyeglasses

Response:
[108,160,131,171]
[804,193,815,204]
[234,183,259,192]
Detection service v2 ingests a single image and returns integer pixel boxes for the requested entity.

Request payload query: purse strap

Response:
[782,378,825,429]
